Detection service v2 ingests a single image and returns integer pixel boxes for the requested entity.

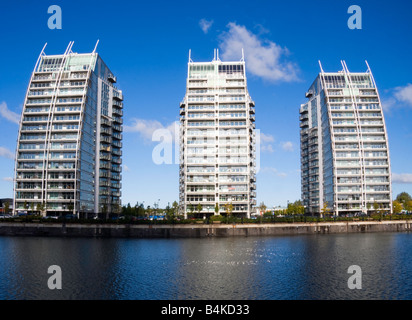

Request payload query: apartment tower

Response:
[300,61,392,216]
[13,42,123,217]
[179,50,256,218]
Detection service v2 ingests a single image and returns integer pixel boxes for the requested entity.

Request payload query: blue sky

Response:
[0,0,411,208]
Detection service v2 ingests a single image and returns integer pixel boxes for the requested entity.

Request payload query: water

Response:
[0,232,412,300]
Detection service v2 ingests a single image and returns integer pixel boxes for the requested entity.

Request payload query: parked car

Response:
[42,215,59,220]
[0,214,12,219]
[64,214,78,220]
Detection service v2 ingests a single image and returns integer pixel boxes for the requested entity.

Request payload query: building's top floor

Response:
[33,42,119,88]
[187,49,246,79]
[305,61,377,99]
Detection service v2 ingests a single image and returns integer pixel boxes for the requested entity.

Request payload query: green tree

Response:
[4,201,9,215]
[30,202,35,214]
[137,203,145,217]
[68,202,74,215]
[258,202,267,215]
[396,192,412,205]
[123,203,132,216]
[165,203,174,221]
[114,203,120,214]
[214,203,219,215]
[263,211,273,218]
[320,202,331,218]
[36,203,41,214]
[373,201,379,215]
[187,204,195,218]
[172,201,179,217]
[404,200,412,213]
[196,203,203,219]
[223,202,233,217]
[393,200,403,214]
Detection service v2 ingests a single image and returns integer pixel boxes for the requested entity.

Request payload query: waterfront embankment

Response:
[1,220,412,238]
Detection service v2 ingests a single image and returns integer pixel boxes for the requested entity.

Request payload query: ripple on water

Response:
[0,233,412,299]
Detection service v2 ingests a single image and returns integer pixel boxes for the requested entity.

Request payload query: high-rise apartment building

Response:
[179,50,256,218]
[13,42,123,217]
[300,61,392,216]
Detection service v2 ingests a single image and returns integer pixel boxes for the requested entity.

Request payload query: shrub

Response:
[209,215,224,222]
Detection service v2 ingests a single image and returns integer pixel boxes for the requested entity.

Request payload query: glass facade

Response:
[300,62,392,216]
[180,54,256,218]
[13,44,123,217]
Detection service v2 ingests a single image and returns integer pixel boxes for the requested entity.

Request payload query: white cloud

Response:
[124,118,178,144]
[199,19,213,34]
[219,22,299,82]
[259,167,287,177]
[0,146,14,160]
[0,102,20,124]
[123,165,130,172]
[261,144,274,153]
[381,97,397,111]
[2,177,13,182]
[392,173,412,184]
[383,84,412,111]
[394,84,412,106]
[260,132,274,143]
[281,141,294,152]
[259,132,275,153]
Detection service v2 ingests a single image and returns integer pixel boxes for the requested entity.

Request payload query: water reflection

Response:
[0,233,411,300]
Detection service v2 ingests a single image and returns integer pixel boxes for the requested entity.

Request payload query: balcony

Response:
[112,108,123,116]
[100,128,112,135]
[300,105,308,113]
[100,154,111,161]
[113,91,123,101]
[112,100,122,108]
[180,109,185,115]
[101,118,112,127]
[100,136,111,143]
[112,140,122,148]
[100,181,110,187]
[100,163,111,170]
[113,133,122,140]
[112,157,122,164]
[112,149,122,156]
[305,90,314,98]
[300,121,309,128]
[112,125,122,132]
[113,117,123,124]
[108,74,117,83]
[99,172,111,178]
